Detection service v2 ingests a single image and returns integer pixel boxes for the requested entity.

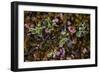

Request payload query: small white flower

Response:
[82,48,87,54]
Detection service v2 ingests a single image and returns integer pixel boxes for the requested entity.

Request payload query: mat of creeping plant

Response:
[24,11,90,62]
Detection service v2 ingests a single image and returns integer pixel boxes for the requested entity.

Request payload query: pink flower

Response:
[52,18,59,23]
[68,26,76,33]
[25,24,30,29]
